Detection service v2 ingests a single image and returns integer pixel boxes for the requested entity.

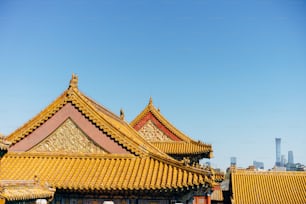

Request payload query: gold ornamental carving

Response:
[30,118,106,153]
[138,120,171,141]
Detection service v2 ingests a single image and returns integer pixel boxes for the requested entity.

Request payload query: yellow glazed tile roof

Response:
[2,75,214,193]
[231,170,306,204]
[212,171,225,183]
[152,141,212,156]
[130,98,213,157]
[0,152,213,192]
[0,180,55,201]
[5,75,169,159]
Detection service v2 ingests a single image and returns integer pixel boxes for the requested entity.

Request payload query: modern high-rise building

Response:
[288,150,294,164]
[275,138,281,167]
[231,156,237,166]
[281,154,286,167]
[287,150,296,171]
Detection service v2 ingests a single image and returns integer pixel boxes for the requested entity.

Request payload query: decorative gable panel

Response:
[29,118,106,153]
[138,120,172,141]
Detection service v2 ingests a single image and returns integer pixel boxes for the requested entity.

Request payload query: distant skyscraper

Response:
[281,154,286,167]
[288,150,294,164]
[253,161,264,169]
[287,151,296,171]
[230,157,237,166]
[275,138,281,167]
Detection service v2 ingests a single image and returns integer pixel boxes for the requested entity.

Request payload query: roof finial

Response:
[149,96,153,106]
[69,73,78,89]
[120,108,125,120]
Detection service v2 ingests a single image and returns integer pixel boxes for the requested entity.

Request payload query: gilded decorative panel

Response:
[29,118,106,153]
[138,120,171,141]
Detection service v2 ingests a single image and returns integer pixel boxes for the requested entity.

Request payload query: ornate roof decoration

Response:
[130,97,213,158]
[6,74,169,158]
[29,118,107,154]
[231,170,306,204]
[213,171,225,183]
[120,108,125,120]
[138,120,172,141]
[149,96,153,106]
[69,73,78,89]
[0,179,55,201]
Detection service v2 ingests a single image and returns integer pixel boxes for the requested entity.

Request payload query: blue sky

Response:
[0,0,305,170]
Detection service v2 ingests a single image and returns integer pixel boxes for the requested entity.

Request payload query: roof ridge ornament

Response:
[120,108,125,120]
[69,73,78,89]
[149,96,153,106]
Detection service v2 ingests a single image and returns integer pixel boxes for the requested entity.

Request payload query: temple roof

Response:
[2,74,215,192]
[6,75,168,158]
[151,141,212,156]
[0,180,54,201]
[130,98,213,158]
[0,152,213,192]
[231,170,306,204]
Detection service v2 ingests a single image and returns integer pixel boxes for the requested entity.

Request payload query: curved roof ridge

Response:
[70,88,173,158]
[6,91,68,144]
[81,93,123,122]
[131,98,213,144]
[6,75,175,160]
[130,98,191,142]
[5,151,136,159]
[150,141,212,157]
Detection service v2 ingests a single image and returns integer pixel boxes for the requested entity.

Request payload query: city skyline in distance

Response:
[227,137,302,170]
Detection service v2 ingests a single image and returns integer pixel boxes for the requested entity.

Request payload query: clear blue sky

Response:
[0,0,305,171]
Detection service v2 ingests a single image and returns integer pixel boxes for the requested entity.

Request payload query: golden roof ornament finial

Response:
[149,96,153,106]
[182,157,190,166]
[120,108,125,120]
[69,73,78,89]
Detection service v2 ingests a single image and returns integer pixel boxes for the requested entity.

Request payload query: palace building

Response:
[0,75,220,204]
[130,96,224,203]
[131,97,213,165]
